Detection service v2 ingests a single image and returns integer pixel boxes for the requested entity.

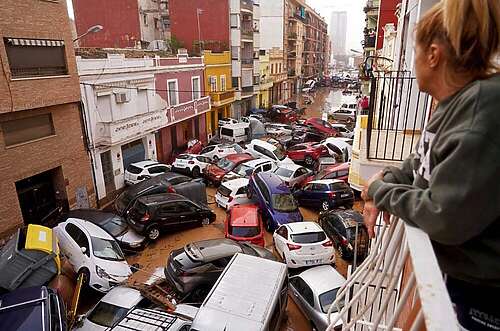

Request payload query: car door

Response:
[63,222,90,271]
[156,202,180,229]
[311,183,328,205]
[289,277,316,319]
[296,183,313,206]
[176,201,200,226]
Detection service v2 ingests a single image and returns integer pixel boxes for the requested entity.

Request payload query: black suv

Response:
[126,193,216,241]
[319,209,369,261]
[114,172,205,216]
[165,238,275,300]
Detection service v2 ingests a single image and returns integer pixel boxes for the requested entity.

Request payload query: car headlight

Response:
[96,265,111,279]
[128,242,141,248]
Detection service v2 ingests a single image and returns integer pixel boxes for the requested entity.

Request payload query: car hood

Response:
[97,259,132,280]
[278,156,295,165]
[115,228,146,246]
[272,210,302,225]
[206,165,226,177]
[222,171,243,181]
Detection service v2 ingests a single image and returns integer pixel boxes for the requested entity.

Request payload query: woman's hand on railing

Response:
[362,201,391,238]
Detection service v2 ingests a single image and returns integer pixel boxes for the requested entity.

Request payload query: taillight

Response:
[188,161,195,164]
[228,196,233,202]
[328,192,336,198]
[167,186,176,193]
[341,238,348,245]
[140,212,150,223]
[323,240,333,247]
[287,243,302,251]
[218,150,224,153]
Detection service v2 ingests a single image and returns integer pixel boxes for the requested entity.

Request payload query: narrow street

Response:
[78,88,363,331]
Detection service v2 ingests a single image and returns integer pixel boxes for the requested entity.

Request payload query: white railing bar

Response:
[349,225,406,331]
[356,319,403,331]
[385,272,416,330]
[409,309,424,331]
[328,222,396,328]
[404,224,459,330]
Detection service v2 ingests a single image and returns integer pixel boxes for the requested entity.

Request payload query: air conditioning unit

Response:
[115,92,130,103]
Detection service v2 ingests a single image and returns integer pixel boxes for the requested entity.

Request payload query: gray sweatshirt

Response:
[368,74,500,287]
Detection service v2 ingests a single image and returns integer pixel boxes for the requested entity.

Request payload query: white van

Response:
[220,123,250,143]
[190,253,288,331]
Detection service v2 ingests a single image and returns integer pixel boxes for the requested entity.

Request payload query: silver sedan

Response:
[289,265,346,331]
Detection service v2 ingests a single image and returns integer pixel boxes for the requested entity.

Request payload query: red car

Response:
[203,153,253,186]
[225,204,265,247]
[185,139,203,154]
[286,142,329,166]
[270,105,298,123]
[302,162,350,186]
[304,117,338,137]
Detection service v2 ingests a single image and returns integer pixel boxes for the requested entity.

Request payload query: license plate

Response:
[305,259,321,265]
[341,194,349,198]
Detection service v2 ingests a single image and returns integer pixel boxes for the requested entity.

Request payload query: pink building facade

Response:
[154,55,210,162]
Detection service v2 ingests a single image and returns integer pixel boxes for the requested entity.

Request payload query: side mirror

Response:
[81,246,87,254]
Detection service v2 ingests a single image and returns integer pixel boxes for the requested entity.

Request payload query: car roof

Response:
[250,139,277,151]
[277,163,303,171]
[136,193,189,205]
[285,221,323,234]
[230,204,260,226]
[130,160,159,168]
[66,218,115,239]
[298,265,346,295]
[309,179,345,185]
[221,177,249,189]
[186,239,243,261]
[256,172,290,194]
[225,153,253,162]
[100,286,143,309]
[328,209,364,224]
[241,158,271,168]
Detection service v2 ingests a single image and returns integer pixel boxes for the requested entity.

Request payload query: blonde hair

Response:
[416,0,500,78]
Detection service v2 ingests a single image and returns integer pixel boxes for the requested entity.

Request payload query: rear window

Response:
[217,185,232,197]
[319,287,344,314]
[126,165,142,174]
[229,225,260,238]
[220,128,233,137]
[275,167,293,178]
[291,231,326,244]
[87,302,129,327]
[130,201,148,218]
[330,182,349,191]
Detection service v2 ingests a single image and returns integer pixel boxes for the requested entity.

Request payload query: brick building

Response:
[0,0,95,237]
[72,0,170,48]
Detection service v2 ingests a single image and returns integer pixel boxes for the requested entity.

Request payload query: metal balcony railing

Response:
[11,66,68,78]
[326,217,459,331]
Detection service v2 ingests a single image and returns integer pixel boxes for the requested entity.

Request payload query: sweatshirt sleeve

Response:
[368,131,500,245]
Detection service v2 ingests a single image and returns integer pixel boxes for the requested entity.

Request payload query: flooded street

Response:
[78,88,363,331]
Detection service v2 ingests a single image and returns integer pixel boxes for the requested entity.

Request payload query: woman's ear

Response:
[427,43,442,69]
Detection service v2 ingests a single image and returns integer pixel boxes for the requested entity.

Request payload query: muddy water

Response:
[79,88,364,330]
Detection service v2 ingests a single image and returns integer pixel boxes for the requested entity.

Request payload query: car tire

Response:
[321,201,330,211]
[304,155,314,166]
[213,155,219,162]
[77,268,90,288]
[192,167,200,178]
[146,225,161,241]
[201,217,210,226]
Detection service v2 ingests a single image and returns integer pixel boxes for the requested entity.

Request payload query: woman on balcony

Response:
[361,0,500,330]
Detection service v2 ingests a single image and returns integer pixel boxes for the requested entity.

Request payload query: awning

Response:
[6,38,65,47]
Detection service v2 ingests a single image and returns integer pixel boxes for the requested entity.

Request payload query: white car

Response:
[331,123,354,139]
[215,178,252,210]
[330,108,356,123]
[265,123,294,136]
[273,222,334,269]
[171,154,212,178]
[273,164,311,189]
[200,143,244,161]
[321,137,353,162]
[288,265,346,331]
[124,160,170,185]
[245,139,294,166]
[218,117,239,127]
[223,158,276,182]
[54,218,132,292]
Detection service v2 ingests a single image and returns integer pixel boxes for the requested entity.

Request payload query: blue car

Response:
[294,179,355,211]
[248,172,303,231]
[0,286,67,331]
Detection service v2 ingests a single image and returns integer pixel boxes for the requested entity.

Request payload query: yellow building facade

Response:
[203,50,235,138]
[258,51,273,109]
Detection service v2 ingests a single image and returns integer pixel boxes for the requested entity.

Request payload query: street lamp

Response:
[73,24,104,43]
[350,49,363,54]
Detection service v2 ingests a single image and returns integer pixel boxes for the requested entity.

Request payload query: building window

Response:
[2,113,55,147]
[279,63,282,73]
[232,77,239,89]
[4,38,68,79]
[143,14,148,26]
[231,46,239,60]
[271,64,274,74]
[192,76,201,100]
[167,79,179,106]
[230,14,239,28]
[209,76,217,92]
[220,75,226,92]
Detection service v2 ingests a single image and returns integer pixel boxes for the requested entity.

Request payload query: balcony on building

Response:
[241,18,254,41]
[240,0,253,13]
[364,0,380,12]
[241,86,254,98]
[287,69,296,78]
[209,89,235,107]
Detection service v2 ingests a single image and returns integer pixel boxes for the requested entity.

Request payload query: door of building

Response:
[100,150,116,196]
[121,139,145,170]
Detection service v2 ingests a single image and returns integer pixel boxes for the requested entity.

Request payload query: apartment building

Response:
[72,0,170,48]
[302,5,329,80]
[285,0,307,94]
[0,0,94,237]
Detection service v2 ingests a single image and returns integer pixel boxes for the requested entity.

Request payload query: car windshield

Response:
[87,302,129,327]
[274,146,287,161]
[217,158,236,171]
[319,287,344,314]
[271,194,298,212]
[275,167,294,178]
[91,237,125,261]
[291,231,326,244]
[229,225,260,238]
[101,217,128,237]
[126,165,142,174]
[115,191,134,213]
[233,163,254,176]
[176,154,192,160]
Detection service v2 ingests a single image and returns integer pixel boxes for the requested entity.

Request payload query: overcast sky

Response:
[67,0,365,53]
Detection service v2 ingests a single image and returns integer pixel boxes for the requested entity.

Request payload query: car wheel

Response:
[304,155,314,166]
[147,225,161,241]
[322,201,330,211]
[201,217,210,226]
[192,167,200,178]
[213,155,219,162]
[77,268,90,288]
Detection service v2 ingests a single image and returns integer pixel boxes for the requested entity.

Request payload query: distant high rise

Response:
[330,11,347,56]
